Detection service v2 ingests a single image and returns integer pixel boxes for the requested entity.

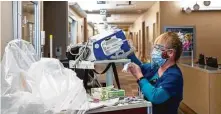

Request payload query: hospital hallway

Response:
[1,1,221,114]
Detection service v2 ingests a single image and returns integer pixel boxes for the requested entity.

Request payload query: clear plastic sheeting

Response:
[28,58,89,113]
[1,39,40,95]
[1,39,89,114]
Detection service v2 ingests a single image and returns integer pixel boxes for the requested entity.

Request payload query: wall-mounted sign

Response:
[100,9,107,15]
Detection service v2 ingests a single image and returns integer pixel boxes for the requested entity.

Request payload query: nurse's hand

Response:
[128,63,143,80]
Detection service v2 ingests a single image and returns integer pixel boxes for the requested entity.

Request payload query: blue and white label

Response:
[95,43,99,49]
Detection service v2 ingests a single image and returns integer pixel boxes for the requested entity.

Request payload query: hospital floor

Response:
[96,65,196,114]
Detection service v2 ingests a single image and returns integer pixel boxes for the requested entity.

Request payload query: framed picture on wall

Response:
[164,26,196,58]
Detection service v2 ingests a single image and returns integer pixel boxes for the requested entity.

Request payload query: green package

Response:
[91,86,125,101]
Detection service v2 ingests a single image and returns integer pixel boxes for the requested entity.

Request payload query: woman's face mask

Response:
[151,45,167,68]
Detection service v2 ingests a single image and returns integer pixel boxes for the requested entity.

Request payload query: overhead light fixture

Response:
[97,1,106,4]
[180,1,221,11]
[193,2,200,10]
[203,1,211,6]
[185,7,192,14]
[116,1,133,6]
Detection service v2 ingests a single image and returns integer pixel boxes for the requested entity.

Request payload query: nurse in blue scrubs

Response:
[127,32,183,114]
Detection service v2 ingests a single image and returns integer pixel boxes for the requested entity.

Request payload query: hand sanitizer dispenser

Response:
[55,46,62,59]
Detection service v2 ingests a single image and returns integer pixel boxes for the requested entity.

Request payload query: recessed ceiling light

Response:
[88,9,93,12]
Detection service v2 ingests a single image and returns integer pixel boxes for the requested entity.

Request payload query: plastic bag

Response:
[28,58,89,113]
[1,39,89,114]
[1,39,39,95]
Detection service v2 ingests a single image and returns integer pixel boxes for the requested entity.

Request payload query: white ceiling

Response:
[76,1,155,11]
[87,14,140,23]
[75,1,156,30]
[107,14,139,23]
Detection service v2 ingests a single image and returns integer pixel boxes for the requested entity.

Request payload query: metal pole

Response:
[106,66,113,86]
[17,1,22,39]
[138,86,144,99]
[50,35,53,58]
[13,1,18,39]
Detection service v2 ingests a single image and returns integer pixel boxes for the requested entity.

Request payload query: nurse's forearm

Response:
[127,53,152,75]
[127,53,142,67]
[138,78,170,104]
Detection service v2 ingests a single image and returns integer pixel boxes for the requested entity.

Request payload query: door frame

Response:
[142,21,145,61]
[13,1,41,57]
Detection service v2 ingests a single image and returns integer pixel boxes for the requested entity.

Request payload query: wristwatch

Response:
[137,76,145,83]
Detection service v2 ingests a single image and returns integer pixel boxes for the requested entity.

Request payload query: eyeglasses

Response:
[153,44,166,51]
[152,44,175,52]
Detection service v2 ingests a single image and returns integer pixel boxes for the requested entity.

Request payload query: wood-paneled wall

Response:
[179,64,221,114]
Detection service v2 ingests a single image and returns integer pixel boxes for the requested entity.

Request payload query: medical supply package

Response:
[91,86,125,101]
[89,29,133,60]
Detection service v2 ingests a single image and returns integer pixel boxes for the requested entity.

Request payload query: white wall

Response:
[87,24,93,38]
[0,1,1,59]
[129,2,160,60]
[1,1,13,59]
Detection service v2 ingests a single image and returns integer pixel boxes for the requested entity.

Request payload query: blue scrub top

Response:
[128,53,183,114]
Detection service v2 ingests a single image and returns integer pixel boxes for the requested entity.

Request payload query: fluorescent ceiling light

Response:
[75,1,109,11]
[97,1,106,4]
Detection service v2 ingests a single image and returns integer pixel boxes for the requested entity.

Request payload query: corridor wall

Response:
[160,1,221,64]
[0,1,13,59]
[129,2,160,61]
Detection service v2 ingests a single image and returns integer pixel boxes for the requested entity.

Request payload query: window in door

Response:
[13,1,41,56]
[22,1,35,43]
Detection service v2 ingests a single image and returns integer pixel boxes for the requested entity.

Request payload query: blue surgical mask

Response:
[151,48,167,68]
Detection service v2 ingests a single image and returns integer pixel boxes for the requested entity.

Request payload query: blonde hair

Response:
[154,32,183,61]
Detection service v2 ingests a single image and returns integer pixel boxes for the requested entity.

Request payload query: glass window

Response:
[13,1,41,57]
[22,1,35,44]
